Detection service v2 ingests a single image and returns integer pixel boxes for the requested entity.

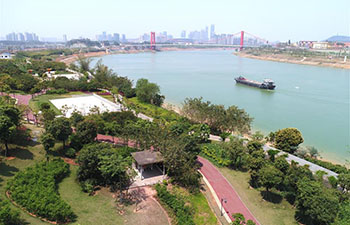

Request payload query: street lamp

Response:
[220,198,227,216]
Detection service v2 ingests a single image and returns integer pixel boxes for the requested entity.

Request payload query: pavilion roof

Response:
[131,150,164,166]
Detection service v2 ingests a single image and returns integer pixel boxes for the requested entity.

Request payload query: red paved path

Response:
[198,156,260,224]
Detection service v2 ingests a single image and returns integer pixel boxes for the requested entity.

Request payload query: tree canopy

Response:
[275,128,303,154]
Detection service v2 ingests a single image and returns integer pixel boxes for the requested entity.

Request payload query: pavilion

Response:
[131,150,165,181]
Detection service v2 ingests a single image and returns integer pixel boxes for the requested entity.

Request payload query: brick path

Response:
[198,156,260,224]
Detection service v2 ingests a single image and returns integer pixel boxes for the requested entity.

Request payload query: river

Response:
[92,50,350,164]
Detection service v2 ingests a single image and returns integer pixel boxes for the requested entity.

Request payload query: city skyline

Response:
[0,0,349,42]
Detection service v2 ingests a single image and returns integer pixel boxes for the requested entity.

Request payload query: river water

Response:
[93,50,350,164]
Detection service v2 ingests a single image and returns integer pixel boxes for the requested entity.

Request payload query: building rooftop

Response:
[131,150,164,166]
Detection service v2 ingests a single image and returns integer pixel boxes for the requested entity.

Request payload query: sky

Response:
[0,0,349,42]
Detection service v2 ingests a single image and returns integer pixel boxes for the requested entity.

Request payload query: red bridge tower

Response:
[150,32,156,50]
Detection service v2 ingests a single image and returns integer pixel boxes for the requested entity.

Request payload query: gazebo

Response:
[131,150,165,180]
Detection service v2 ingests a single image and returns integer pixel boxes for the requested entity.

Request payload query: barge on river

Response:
[234,76,276,90]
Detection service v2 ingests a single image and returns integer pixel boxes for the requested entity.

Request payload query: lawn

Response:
[126,97,180,122]
[58,165,125,225]
[29,91,87,115]
[218,167,298,225]
[189,191,218,225]
[171,186,218,225]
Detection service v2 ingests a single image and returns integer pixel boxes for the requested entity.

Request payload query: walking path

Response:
[197,156,260,225]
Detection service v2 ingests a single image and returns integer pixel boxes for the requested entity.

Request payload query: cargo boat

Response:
[235,76,276,90]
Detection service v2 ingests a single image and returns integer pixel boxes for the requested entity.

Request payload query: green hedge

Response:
[155,184,194,225]
[0,198,21,225]
[200,144,231,167]
[7,159,75,223]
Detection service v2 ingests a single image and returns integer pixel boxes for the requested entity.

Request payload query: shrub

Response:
[0,198,21,225]
[64,147,76,158]
[200,144,231,167]
[46,88,68,95]
[155,184,195,225]
[7,159,75,223]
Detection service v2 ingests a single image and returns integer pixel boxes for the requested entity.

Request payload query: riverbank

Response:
[56,47,234,65]
[163,101,346,167]
[235,52,350,69]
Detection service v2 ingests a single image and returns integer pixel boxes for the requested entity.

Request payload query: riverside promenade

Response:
[209,134,339,177]
[198,156,260,224]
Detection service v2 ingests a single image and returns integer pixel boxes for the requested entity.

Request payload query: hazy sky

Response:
[0,0,349,42]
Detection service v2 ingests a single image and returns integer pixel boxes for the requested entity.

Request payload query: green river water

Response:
[93,50,350,164]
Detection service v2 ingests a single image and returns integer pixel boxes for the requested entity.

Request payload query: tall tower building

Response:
[210,24,215,39]
[63,34,67,42]
[181,30,186,38]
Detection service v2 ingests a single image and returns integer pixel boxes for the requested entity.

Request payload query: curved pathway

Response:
[198,156,260,225]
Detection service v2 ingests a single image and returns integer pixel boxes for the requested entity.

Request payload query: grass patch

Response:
[188,192,218,225]
[218,167,298,225]
[126,97,180,122]
[29,91,87,115]
[58,165,125,225]
[165,185,218,225]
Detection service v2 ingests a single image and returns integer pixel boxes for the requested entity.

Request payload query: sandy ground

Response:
[125,186,171,225]
[236,52,350,69]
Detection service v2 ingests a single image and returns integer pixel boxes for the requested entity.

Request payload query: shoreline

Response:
[56,47,235,65]
[235,52,350,70]
[162,101,346,166]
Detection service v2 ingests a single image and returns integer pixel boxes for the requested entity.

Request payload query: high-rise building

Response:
[210,24,215,39]
[181,30,186,38]
[102,31,107,41]
[63,34,67,42]
[18,33,25,41]
[25,32,33,41]
[121,34,126,43]
[113,33,120,42]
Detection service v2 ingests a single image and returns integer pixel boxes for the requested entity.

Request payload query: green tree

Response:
[219,132,231,142]
[46,117,72,149]
[0,105,21,157]
[296,178,339,225]
[70,111,84,127]
[135,78,162,105]
[77,56,92,72]
[247,140,263,154]
[275,128,303,154]
[77,143,133,191]
[258,164,283,192]
[338,173,350,198]
[162,137,201,192]
[0,115,17,157]
[40,132,55,161]
[231,213,256,225]
[42,108,56,123]
[273,155,290,174]
[224,137,247,170]
[189,123,210,143]
[75,120,97,145]
[333,201,350,225]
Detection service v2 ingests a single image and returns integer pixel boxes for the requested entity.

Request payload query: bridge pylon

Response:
[150,32,156,50]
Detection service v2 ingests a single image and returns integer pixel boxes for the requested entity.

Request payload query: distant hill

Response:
[325,35,350,42]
